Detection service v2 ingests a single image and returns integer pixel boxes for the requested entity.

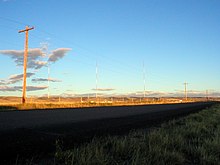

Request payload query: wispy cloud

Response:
[35,90,220,98]
[60,93,75,97]
[26,86,47,91]
[9,73,34,81]
[92,88,115,91]
[125,91,168,97]
[0,85,47,92]
[48,48,72,63]
[60,92,106,97]
[28,60,47,69]
[32,77,62,83]
[124,90,220,98]
[0,80,7,85]
[0,86,20,92]
[0,73,34,85]
[211,91,220,97]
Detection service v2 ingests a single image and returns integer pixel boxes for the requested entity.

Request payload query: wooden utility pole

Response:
[19,26,34,104]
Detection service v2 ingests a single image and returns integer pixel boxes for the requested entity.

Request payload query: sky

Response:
[0,0,220,98]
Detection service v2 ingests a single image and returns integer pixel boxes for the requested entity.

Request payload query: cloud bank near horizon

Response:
[0,47,71,94]
[0,73,34,85]
[58,90,220,98]
[0,85,47,92]
[32,77,62,83]
[92,88,115,91]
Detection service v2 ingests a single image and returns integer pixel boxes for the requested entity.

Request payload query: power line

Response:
[0,16,173,87]
[1,16,190,97]
[0,16,27,26]
[0,16,188,86]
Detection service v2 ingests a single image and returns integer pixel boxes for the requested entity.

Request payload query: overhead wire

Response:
[24,22,172,85]
[0,16,177,94]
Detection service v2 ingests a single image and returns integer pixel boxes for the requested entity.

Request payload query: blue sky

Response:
[0,0,220,97]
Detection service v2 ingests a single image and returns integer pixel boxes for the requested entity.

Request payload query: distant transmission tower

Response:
[40,42,50,99]
[143,61,146,98]
[206,89,209,101]
[183,82,188,101]
[18,26,34,104]
[96,61,98,99]
[47,62,50,99]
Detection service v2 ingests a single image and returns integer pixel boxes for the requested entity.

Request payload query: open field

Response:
[0,102,216,164]
[0,96,219,110]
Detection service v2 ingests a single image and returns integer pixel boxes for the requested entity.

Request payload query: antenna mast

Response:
[143,61,146,98]
[48,62,50,99]
[96,61,98,99]
[41,42,50,99]
[183,82,188,101]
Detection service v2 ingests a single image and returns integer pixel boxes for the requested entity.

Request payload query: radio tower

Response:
[143,61,146,98]
[40,42,50,99]
[183,82,188,101]
[96,61,98,99]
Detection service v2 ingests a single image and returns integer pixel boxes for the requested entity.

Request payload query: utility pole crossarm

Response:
[18,27,34,33]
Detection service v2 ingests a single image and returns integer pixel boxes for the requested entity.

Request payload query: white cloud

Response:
[0,48,46,69]
[0,47,72,69]
[32,77,62,83]
[48,48,72,63]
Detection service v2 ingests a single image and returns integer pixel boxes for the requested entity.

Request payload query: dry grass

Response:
[0,96,210,110]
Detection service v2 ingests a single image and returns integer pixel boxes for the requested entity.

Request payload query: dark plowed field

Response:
[0,102,215,162]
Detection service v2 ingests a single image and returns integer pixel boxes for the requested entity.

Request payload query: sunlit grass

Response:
[0,96,208,111]
[0,102,114,111]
